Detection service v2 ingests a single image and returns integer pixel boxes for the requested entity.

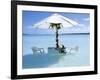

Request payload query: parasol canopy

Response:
[33,13,78,29]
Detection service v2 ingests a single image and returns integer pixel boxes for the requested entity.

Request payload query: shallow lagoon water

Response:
[22,34,90,69]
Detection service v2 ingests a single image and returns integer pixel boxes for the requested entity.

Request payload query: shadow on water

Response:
[22,53,64,69]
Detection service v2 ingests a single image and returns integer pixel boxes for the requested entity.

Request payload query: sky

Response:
[22,11,90,34]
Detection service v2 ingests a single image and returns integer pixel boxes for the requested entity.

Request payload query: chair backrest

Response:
[74,46,79,52]
[32,47,37,51]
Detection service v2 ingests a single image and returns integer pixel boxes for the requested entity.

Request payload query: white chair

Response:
[32,47,44,54]
[66,46,79,54]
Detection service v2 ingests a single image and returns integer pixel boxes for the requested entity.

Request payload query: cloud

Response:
[78,23,85,27]
[83,17,90,21]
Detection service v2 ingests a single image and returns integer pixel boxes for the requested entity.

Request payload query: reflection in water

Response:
[23,53,62,69]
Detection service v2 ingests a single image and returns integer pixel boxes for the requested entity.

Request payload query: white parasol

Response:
[33,13,78,29]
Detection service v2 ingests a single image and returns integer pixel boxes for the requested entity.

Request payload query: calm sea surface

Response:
[22,34,90,68]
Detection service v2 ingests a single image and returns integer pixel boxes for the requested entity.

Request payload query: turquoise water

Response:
[22,34,90,68]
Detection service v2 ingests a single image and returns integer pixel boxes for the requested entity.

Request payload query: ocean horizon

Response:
[23,33,90,36]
